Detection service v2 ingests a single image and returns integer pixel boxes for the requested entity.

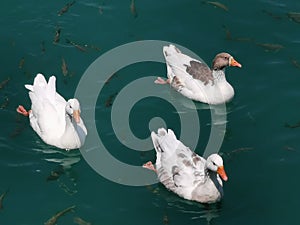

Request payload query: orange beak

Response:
[230,57,242,68]
[217,166,228,181]
[73,110,80,123]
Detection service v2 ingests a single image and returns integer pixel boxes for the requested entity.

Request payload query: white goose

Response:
[143,128,228,204]
[155,44,242,104]
[17,73,87,150]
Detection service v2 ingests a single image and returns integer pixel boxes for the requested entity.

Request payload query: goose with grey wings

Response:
[143,128,228,204]
[155,44,242,104]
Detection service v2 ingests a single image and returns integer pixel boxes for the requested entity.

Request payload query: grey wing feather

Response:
[185,61,214,85]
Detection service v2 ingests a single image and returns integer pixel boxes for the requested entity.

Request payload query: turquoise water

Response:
[1,0,300,224]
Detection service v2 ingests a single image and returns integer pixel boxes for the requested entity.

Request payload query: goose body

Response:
[17,73,87,150]
[157,44,242,104]
[143,128,228,203]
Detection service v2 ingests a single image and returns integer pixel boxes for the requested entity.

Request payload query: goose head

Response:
[212,53,242,71]
[206,154,228,181]
[66,98,81,123]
